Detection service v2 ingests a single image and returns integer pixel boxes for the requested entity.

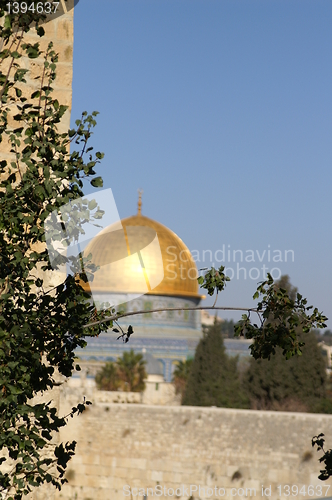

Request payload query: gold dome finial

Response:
[137,189,143,215]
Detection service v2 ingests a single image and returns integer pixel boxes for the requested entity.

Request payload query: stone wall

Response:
[53,398,332,500]
[1,2,74,159]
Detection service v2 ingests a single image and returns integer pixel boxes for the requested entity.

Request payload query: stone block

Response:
[116,457,147,470]
[150,470,164,481]
[80,453,100,466]
[51,88,72,107]
[56,43,73,64]
[162,471,183,483]
[268,469,279,483]
[125,467,148,481]
[56,18,74,42]
[102,455,117,467]
[112,466,131,479]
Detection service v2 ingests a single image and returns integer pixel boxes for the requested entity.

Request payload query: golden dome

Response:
[82,210,200,298]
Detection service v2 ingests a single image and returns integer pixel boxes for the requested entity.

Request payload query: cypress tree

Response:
[245,330,329,412]
[182,320,248,408]
[244,276,331,412]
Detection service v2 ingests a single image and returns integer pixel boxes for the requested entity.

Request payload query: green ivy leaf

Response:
[90,176,103,188]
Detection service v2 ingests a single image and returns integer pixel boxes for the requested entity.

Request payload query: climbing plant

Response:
[0,3,114,498]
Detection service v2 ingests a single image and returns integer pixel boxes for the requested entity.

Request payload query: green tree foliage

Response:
[244,329,329,412]
[243,277,332,413]
[201,313,237,339]
[172,358,193,398]
[182,320,249,408]
[274,275,298,300]
[198,265,230,306]
[95,362,120,392]
[96,351,147,393]
[0,5,115,498]
[220,319,237,338]
[235,274,327,360]
[117,350,147,392]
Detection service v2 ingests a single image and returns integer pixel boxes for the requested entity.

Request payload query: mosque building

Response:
[78,193,204,382]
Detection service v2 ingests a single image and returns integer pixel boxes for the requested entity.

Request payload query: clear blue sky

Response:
[70,0,332,326]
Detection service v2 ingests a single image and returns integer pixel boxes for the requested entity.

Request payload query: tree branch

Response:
[83,305,258,329]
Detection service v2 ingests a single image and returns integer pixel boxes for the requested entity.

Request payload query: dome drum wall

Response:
[77,334,200,382]
[92,294,201,330]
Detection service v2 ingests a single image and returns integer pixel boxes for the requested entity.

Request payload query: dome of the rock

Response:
[79,194,203,383]
[82,213,200,298]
